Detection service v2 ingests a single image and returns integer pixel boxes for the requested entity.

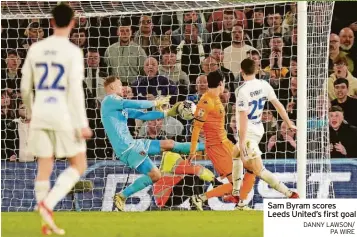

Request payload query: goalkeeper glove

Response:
[154,96,171,111]
[166,102,181,117]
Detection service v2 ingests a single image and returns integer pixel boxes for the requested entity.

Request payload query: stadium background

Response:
[1,1,357,212]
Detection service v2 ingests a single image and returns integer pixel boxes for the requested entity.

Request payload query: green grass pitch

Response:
[2,211,263,237]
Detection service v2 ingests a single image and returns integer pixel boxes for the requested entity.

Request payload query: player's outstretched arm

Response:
[127,109,165,121]
[122,99,155,109]
[270,98,296,130]
[126,101,182,121]
[263,80,296,130]
[20,48,34,115]
[103,95,156,111]
[110,96,170,110]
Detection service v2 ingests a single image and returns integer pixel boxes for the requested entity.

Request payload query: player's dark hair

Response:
[291,56,297,63]
[334,78,349,88]
[51,4,74,28]
[104,76,120,88]
[207,70,225,88]
[241,58,256,75]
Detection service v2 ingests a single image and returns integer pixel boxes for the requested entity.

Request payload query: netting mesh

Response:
[306,2,334,199]
[1,1,339,212]
[1,1,283,19]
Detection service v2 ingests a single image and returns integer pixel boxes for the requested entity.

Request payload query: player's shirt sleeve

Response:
[68,49,89,128]
[20,47,34,114]
[193,97,214,124]
[126,109,165,121]
[262,80,277,101]
[190,97,214,155]
[235,87,250,112]
[102,95,156,112]
[122,99,155,109]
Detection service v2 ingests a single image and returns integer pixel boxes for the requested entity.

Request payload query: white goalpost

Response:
[1,1,336,212]
[296,1,307,199]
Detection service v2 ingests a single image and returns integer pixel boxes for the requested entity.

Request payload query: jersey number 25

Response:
[248,98,264,120]
[35,63,65,90]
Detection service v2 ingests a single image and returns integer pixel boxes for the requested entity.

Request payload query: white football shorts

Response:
[235,132,263,159]
[28,129,86,158]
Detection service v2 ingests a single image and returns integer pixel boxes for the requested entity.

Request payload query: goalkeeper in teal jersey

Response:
[101,76,204,211]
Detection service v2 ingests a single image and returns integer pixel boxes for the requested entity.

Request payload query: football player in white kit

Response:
[21,4,92,235]
[232,58,299,209]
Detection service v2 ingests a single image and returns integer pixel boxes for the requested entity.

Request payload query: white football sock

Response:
[44,167,80,210]
[259,168,292,197]
[199,194,208,202]
[35,180,51,203]
[232,158,243,196]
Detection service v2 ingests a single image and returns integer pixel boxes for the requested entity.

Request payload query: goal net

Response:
[1,1,337,212]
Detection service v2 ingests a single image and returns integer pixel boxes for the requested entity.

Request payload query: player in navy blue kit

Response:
[101,76,205,211]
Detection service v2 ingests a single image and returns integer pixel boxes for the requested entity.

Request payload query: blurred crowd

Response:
[1,1,357,162]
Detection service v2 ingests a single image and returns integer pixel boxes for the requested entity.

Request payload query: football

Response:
[177,100,197,120]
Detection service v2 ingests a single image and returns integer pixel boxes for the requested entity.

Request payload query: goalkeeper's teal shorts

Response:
[119,139,158,173]
[136,157,156,175]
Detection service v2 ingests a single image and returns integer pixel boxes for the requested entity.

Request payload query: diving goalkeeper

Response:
[101,76,205,211]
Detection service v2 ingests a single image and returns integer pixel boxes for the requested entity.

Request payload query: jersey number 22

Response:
[35,63,65,90]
